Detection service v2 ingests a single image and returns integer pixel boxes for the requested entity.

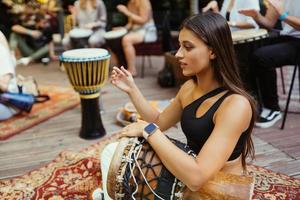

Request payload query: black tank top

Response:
[180,87,247,161]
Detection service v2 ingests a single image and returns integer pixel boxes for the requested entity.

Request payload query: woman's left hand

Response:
[120,120,148,138]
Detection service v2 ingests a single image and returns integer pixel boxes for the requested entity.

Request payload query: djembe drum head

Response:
[69,28,93,49]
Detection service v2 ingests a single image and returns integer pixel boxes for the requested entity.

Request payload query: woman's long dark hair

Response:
[181,12,256,169]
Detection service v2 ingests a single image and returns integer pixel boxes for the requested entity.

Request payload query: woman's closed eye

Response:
[181,41,195,51]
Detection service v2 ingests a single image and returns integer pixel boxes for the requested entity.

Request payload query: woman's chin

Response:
[182,70,193,77]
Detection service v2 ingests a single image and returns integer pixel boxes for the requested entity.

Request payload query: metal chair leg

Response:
[148,56,152,68]
[281,65,298,129]
[280,67,286,94]
[141,56,145,78]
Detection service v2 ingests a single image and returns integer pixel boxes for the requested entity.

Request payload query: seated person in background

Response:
[10,8,58,66]
[116,0,157,76]
[239,0,300,128]
[203,0,260,31]
[0,31,19,120]
[62,0,107,49]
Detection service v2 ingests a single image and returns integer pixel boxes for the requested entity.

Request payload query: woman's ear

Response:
[209,50,216,60]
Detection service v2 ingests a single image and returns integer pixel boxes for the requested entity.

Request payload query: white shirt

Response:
[0,44,18,92]
[220,0,260,31]
[281,0,300,38]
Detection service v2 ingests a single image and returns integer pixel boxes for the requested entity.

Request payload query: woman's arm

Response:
[91,0,107,29]
[111,67,182,130]
[239,5,278,29]
[202,0,219,13]
[145,94,252,191]
[267,0,300,30]
[228,21,256,29]
[117,0,151,25]
[284,16,300,30]
[12,25,42,38]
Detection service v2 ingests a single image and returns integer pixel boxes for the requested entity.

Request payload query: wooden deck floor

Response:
[0,56,299,180]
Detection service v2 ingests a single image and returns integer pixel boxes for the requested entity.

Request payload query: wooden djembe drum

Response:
[60,48,110,139]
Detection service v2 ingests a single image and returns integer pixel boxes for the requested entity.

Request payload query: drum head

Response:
[60,48,110,62]
[104,28,128,40]
[69,28,93,38]
[107,137,131,199]
[232,28,268,43]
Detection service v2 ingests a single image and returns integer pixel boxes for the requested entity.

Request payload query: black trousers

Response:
[252,35,300,111]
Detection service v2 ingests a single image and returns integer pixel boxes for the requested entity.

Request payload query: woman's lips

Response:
[179,61,187,68]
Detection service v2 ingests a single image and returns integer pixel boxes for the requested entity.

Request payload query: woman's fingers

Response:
[120,66,131,76]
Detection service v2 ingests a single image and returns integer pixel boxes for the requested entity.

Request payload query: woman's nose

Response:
[175,48,182,58]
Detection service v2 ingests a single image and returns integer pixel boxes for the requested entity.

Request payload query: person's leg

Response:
[62,35,71,50]
[15,35,34,57]
[252,36,300,127]
[122,32,144,76]
[253,37,300,110]
[9,32,19,51]
[89,29,105,48]
[30,45,49,60]
[0,103,19,121]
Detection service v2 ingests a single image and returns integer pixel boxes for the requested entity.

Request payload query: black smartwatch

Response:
[143,123,158,140]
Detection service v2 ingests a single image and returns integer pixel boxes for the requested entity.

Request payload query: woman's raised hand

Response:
[111,66,135,93]
[202,0,219,13]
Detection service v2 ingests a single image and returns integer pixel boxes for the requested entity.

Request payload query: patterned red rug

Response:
[0,85,80,140]
[0,134,299,199]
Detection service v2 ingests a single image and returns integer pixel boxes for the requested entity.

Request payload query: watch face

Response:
[144,123,157,134]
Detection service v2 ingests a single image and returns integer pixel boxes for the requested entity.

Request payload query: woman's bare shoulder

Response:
[177,79,195,95]
[221,94,252,113]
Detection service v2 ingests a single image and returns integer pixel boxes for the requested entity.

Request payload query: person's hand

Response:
[202,0,219,13]
[50,54,59,61]
[84,23,94,29]
[117,4,129,15]
[267,0,285,15]
[239,9,259,19]
[30,30,42,39]
[111,66,136,93]
[68,5,75,15]
[227,21,237,27]
[119,120,148,138]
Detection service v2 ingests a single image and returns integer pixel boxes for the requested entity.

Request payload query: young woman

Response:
[105,12,256,198]
[116,0,157,76]
[62,0,107,49]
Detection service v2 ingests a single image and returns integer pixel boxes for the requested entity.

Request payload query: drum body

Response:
[69,28,93,49]
[232,29,269,92]
[107,137,194,200]
[104,28,128,67]
[60,48,110,139]
[106,137,254,200]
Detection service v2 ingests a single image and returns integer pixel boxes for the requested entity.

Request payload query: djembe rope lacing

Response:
[113,137,192,200]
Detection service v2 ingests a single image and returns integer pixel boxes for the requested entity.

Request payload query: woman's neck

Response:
[195,67,221,94]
